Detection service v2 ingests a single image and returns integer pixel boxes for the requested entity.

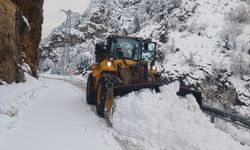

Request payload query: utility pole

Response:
[61,9,72,75]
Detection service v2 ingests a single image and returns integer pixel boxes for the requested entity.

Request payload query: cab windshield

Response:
[110,37,141,60]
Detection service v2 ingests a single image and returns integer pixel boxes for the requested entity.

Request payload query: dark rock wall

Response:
[0,0,43,83]
[12,0,44,78]
[0,0,24,83]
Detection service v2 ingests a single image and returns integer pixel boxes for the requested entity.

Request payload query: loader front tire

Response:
[95,74,116,126]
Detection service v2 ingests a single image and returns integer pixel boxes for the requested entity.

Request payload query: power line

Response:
[61,9,72,75]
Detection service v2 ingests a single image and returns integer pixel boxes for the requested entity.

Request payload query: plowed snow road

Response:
[0,76,122,150]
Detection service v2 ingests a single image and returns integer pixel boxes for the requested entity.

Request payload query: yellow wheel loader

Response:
[86,35,162,123]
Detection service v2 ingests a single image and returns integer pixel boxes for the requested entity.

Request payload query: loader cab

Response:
[107,35,142,61]
[106,35,156,64]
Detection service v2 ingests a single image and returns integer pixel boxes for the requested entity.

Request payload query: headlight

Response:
[107,61,112,67]
[152,66,157,71]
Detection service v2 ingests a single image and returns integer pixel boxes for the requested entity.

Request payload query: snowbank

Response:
[0,74,47,137]
[215,119,250,146]
[112,82,250,150]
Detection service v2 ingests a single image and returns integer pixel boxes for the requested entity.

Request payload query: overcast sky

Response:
[42,0,91,38]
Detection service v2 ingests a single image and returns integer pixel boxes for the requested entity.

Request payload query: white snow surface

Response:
[0,74,249,150]
[0,74,122,150]
[0,73,45,136]
[112,83,250,150]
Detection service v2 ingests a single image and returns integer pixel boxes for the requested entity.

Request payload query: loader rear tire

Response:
[86,73,95,105]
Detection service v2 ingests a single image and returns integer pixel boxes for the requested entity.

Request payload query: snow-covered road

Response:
[0,76,122,150]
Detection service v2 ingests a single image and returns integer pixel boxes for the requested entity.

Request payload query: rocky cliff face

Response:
[11,0,44,78]
[0,0,43,83]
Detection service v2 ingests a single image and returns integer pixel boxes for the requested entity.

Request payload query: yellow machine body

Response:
[92,59,136,89]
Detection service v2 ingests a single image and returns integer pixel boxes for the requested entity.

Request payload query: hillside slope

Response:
[39,0,250,114]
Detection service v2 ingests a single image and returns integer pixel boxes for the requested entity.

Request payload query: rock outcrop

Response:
[0,0,43,83]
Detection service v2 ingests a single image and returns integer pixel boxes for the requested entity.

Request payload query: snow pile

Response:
[0,74,47,136]
[112,82,250,150]
[214,119,250,146]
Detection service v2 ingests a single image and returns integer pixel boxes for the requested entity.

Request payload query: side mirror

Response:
[143,42,156,65]
[146,42,156,52]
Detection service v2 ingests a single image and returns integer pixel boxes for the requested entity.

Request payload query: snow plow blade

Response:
[113,83,162,96]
